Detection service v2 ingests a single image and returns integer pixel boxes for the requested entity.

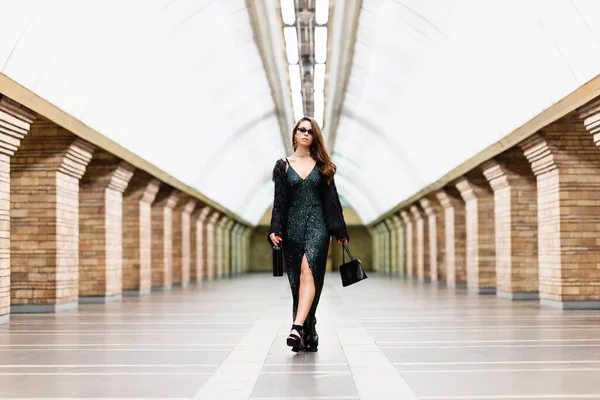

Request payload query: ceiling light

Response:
[289,64,302,92]
[315,0,330,25]
[280,0,296,25]
[284,27,299,64]
[314,90,324,128]
[292,91,304,121]
[314,64,326,91]
[315,27,327,64]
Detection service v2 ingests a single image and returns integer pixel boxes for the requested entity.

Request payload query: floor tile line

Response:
[377,339,600,344]
[419,395,600,399]
[0,372,214,376]
[380,344,600,349]
[396,368,600,373]
[393,360,600,365]
[0,348,232,352]
[0,364,221,368]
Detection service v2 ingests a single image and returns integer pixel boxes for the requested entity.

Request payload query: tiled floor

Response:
[1,273,600,399]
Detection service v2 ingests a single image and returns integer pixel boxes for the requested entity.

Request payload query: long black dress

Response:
[268,158,349,350]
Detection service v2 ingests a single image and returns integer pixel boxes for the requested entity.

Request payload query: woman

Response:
[268,117,349,352]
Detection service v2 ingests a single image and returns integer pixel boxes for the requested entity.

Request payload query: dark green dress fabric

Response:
[284,162,329,343]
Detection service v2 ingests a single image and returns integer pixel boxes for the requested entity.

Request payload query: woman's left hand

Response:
[337,237,348,244]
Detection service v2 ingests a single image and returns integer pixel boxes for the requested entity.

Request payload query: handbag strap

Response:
[342,243,354,264]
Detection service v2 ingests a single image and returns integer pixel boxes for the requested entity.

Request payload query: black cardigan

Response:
[267,158,349,244]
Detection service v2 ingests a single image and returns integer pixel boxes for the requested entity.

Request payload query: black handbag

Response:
[272,245,284,277]
[338,243,367,287]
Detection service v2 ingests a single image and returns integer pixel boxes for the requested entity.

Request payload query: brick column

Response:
[435,188,467,288]
[238,225,245,275]
[231,223,241,276]
[400,211,413,278]
[419,198,440,283]
[455,172,496,294]
[246,227,253,272]
[205,212,220,280]
[122,173,160,296]
[240,226,250,274]
[387,219,398,275]
[151,188,180,291]
[189,208,199,284]
[215,217,227,279]
[392,215,404,276]
[410,205,430,282]
[376,224,385,272]
[223,219,235,278]
[11,120,94,313]
[482,149,539,300]
[79,152,134,303]
[237,225,246,275]
[380,222,389,273]
[0,96,35,322]
[172,197,196,287]
[195,206,211,281]
[370,226,379,272]
[520,112,600,309]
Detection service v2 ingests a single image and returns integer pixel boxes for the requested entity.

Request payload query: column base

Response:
[79,294,122,304]
[541,299,600,310]
[0,314,8,325]
[447,282,467,290]
[151,284,172,292]
[468,286,496,295]
[173,281,190,288]
[123,288,151,297]
[11,302,78,314]
[497,290,539,301]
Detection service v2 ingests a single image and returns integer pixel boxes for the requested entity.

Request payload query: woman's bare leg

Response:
[291,253,315,337]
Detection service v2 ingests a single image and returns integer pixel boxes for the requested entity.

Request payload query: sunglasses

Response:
[297,127,313,134]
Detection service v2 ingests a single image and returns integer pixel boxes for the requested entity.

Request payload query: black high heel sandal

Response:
[303,323,319,352]
[287,324,304,352]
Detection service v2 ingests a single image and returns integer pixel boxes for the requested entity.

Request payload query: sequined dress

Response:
[284,162,329,347]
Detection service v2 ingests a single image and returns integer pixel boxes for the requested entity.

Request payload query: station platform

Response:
[1,273,599,399]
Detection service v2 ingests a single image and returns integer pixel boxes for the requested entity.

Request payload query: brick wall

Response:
[387,219,398,274]
[410,205,429,282]
[482,148,538,299]
[392,216,404,275]
[79,151,134,301]
[151,188,180,290]
[0,96,35,317]
[400,211,413,278]
[122,173,159,295]
[420,197,444,283]
[521,112,600,306]
[196,206,212,281]
[455,171,496,293]
[172,198,196,286]
[11,120,94,311]
[436,187,467,288]
[206,212,221,280]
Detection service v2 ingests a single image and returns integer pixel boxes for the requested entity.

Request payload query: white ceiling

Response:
[2,0,600,225]
[335,0,600,223]
[0,0,282,224]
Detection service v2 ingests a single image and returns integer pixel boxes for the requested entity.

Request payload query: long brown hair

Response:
[292,117,336,184]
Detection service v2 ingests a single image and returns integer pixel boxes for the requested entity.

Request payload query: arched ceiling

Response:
[335,0,600,223]
[3,1,600,226]
[0,0,283,225]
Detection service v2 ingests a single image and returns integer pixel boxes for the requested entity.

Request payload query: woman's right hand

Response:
[270,233,282,246]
